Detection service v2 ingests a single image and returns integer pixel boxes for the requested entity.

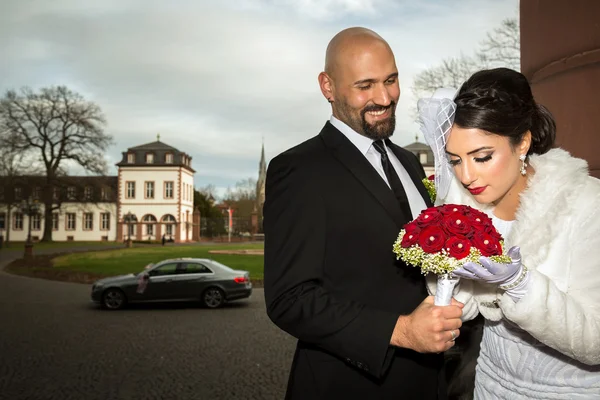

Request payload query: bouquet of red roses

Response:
[393,204,510,305]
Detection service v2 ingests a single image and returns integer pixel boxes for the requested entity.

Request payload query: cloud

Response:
[0,0,518,197]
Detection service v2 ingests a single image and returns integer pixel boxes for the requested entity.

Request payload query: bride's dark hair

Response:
[453,67,556,155]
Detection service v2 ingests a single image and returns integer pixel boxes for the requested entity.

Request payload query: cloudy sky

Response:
[1,0,518,198]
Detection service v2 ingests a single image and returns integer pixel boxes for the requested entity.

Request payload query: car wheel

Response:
[102,288,127,310]
[202,287,224,308]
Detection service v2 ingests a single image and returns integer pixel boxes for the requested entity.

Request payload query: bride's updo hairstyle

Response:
[453,67,556,156]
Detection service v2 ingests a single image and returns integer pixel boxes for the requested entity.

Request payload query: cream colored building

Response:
[0,139,196,243]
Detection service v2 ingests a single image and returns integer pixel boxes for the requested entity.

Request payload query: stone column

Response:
[520,0,600,177]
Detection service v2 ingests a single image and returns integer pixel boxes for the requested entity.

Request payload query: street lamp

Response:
[19,196,40,257]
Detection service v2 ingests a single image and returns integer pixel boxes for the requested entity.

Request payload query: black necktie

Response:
[372,140,413,218]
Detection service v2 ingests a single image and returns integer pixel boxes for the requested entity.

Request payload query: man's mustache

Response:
[363,101,396,114]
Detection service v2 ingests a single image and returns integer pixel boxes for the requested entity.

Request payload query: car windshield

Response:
[209,260,235,272]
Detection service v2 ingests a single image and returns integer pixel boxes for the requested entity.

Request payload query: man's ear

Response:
[318,72,334,103]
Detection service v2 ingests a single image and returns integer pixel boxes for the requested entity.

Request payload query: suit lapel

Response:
[387,142,434,208]
[319,122,408,228]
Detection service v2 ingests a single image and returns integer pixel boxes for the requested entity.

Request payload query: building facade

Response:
[0,139,196,243]
[405,136,435,176]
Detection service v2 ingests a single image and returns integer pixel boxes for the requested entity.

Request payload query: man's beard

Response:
[336,100,397,140]
[360,103,396,140]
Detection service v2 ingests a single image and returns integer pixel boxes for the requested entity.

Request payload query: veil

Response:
[417,88,458,201]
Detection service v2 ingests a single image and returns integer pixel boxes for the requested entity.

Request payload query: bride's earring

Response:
[519,154,527,176]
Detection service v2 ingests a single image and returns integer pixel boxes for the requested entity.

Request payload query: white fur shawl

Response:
[430,148,600,365]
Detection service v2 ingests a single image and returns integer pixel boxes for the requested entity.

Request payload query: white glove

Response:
[452,246,531,301]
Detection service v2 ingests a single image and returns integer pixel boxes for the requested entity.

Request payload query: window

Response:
[163,214,176,237]
[126,182,136,199]
[84,187,93,200]
[32,214,41,231]
[67,187,76,200]
[33,187,42,200]
[146,153,154,164]
[53,187,60,201]
[52,213,59,230]
[101,187,110,201]
[142,214,156,236]
[15,187,22,201]
[14,213,23,230]
[0,187,4,201]
[127,153,135,163]
[145,182,155,199]
[100,213,110,230]
[83,213,93,230]
[419,153,428,164]
[164,181,174,199]
[150,263,178,276]
[181,263,212,274]
[0,213,5,230]
[165,153,173,164]
[66,213,76,230]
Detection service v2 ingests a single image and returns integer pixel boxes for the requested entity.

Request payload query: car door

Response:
[178,262,214,298]
[144,262,181,300]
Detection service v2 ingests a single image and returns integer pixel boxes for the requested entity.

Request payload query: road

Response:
[0,248,296,400]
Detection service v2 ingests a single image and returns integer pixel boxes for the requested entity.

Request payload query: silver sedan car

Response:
[91,258,252,310]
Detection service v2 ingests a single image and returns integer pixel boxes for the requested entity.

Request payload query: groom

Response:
[264,27,464,399]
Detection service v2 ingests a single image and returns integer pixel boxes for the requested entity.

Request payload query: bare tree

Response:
[0,86,113,241]
[411,17,520,109]
[477,18,520,70]
[224,178,257,202]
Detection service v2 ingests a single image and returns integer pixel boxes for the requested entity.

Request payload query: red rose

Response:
[485,225,503,241]
[441,212,473,237]
[468,212,493,233]
[401,223,421,247]
[445,236,472,259]
[415,207,443,227]
[439,204,468,216]
[471,231,502,257]
[418,226,447,253]
[427,174,435,181]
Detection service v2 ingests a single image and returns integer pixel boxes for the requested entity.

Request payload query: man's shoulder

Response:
[270,127,331,168]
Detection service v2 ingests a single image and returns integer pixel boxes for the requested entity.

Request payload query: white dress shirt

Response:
[330,116,427,218]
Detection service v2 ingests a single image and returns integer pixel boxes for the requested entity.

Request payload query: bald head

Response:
[324,27,392,78]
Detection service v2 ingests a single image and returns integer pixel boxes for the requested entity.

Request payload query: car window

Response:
[208,260,234,272]
[150,263,179,276]
[181,263,213,274]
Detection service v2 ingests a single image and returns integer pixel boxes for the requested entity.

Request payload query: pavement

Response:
[0,245,296,400]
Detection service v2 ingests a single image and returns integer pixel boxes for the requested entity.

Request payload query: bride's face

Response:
[445,126,527,206]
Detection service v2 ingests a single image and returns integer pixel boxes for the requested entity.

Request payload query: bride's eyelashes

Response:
[447,153,493,166]
[474,154,492,163]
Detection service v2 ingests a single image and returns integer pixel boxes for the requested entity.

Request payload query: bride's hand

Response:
[452,246,531,301]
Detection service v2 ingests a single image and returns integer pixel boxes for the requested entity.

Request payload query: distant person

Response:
[161,234,166,246]
[422,67,600,398]
[264,27,464,399]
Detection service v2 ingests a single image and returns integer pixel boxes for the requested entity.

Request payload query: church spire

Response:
[259,140,266,174]
[256,140,267,215]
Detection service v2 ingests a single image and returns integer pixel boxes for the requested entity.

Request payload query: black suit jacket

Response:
[264,122,442,399]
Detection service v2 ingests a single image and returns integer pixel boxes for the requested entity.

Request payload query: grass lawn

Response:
[51,243,265,279]
[4,241,121,250]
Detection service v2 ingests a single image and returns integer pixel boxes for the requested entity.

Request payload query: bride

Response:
[420,67,600,399]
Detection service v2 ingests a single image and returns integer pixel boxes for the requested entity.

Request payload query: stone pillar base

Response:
[24,243,34,260]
